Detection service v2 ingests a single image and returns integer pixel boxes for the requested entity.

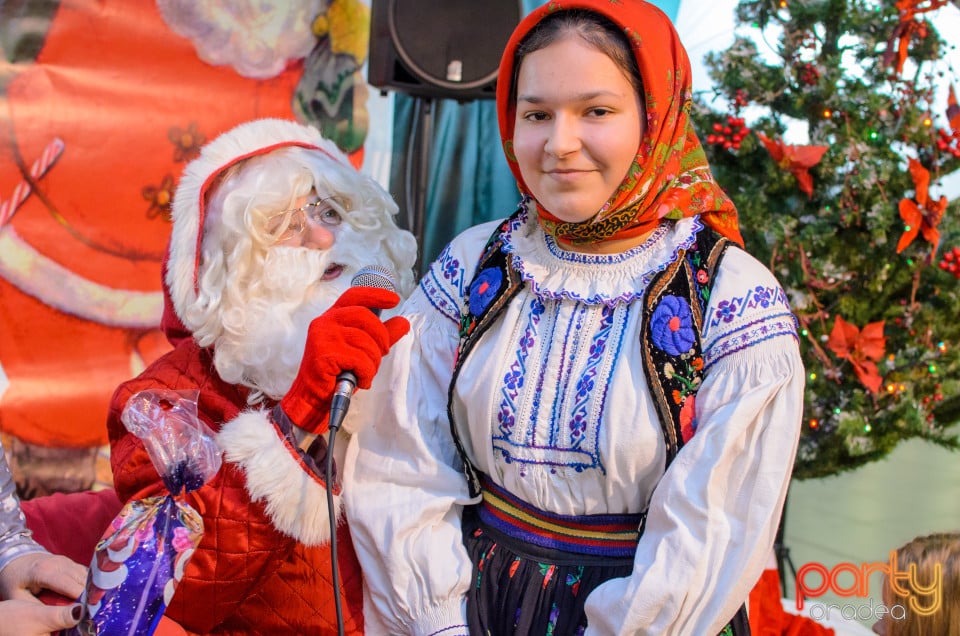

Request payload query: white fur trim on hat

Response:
[217,408,340,545]
[166,118,351,324]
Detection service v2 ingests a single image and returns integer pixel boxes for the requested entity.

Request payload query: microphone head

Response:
[351,265,397,293]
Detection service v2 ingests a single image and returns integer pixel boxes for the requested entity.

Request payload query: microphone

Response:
[327,265,398,432]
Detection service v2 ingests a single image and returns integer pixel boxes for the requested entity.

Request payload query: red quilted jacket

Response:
[107,339,364,635]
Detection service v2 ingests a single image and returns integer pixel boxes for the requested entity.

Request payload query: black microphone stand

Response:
[774,487,797,598]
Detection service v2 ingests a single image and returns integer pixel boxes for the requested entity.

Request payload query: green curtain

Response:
[389,0,681,269]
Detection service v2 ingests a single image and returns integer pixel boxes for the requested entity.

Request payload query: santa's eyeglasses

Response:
[265,195,348,243]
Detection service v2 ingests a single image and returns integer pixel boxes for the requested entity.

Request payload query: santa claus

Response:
[106,118,417,634]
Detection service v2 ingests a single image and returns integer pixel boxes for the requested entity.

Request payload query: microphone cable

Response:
[325,425,345,636]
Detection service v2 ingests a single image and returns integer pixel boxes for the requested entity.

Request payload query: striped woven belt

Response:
[477,474,645,558]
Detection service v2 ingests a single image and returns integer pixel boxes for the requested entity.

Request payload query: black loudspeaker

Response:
[368,0,523,102]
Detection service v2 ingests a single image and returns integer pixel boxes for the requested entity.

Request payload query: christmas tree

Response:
[692,0,960,479]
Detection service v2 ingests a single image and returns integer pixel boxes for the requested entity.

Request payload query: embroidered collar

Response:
[501,204,703,307]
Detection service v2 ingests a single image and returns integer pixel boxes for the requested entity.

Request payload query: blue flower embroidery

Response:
[441,255,460,282]
[650,295,696,356]
[752,285,774,308]
[504,367,523,391]
[716,298,739,323]
[468,267,503,315]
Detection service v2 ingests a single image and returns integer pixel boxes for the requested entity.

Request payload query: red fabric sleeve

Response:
[21,489,122,567]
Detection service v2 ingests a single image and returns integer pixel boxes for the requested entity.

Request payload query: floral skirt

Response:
[462,475,749,636]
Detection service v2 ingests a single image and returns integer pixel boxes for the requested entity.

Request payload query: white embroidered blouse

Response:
[344,209,804,636]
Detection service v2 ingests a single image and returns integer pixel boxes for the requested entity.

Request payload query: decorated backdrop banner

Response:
[0,0,371,447]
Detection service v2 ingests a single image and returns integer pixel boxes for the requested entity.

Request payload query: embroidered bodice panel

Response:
[419,209,798,515]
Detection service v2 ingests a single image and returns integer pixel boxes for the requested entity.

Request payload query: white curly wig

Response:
[166,118,417,397]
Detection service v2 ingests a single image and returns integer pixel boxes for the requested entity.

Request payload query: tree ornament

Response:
[938,246,960,279]
[896,158,947,260]
[798,62,820,86]
[756,133,829,198]
[935,127,960,159]
[706,116,751,151]
[827,317,887,395]
[948,85,960,132]
[884,0,948,76]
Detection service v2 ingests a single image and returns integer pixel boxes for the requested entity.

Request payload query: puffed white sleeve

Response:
[583,247,805,635]
[344,223,499,636]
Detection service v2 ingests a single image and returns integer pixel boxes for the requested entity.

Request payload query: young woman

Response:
[344,2,804,634]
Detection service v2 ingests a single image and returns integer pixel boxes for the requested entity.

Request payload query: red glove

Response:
[279,286,409,434]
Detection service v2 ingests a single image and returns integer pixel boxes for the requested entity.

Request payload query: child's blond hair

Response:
[886,531,960,636]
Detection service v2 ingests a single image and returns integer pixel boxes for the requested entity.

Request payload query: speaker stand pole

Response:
[775,486,798,598]
[411,96,434,275]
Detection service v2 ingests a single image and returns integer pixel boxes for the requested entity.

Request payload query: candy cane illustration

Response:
[0,137,163,328]
[0,137,64,227]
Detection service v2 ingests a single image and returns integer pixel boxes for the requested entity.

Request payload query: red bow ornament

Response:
[884,0,947,76]
[756,132,829,199]
[948,85,960,133]
[827,316,886,394]
[897,158,946,259]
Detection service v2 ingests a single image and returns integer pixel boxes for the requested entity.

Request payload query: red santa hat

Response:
[164,118,350,328]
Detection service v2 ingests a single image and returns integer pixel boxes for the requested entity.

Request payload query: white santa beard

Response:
[214,246,336,400]
[213,224,400,402]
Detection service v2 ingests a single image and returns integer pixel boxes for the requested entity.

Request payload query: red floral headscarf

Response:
[496,0,743,247]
